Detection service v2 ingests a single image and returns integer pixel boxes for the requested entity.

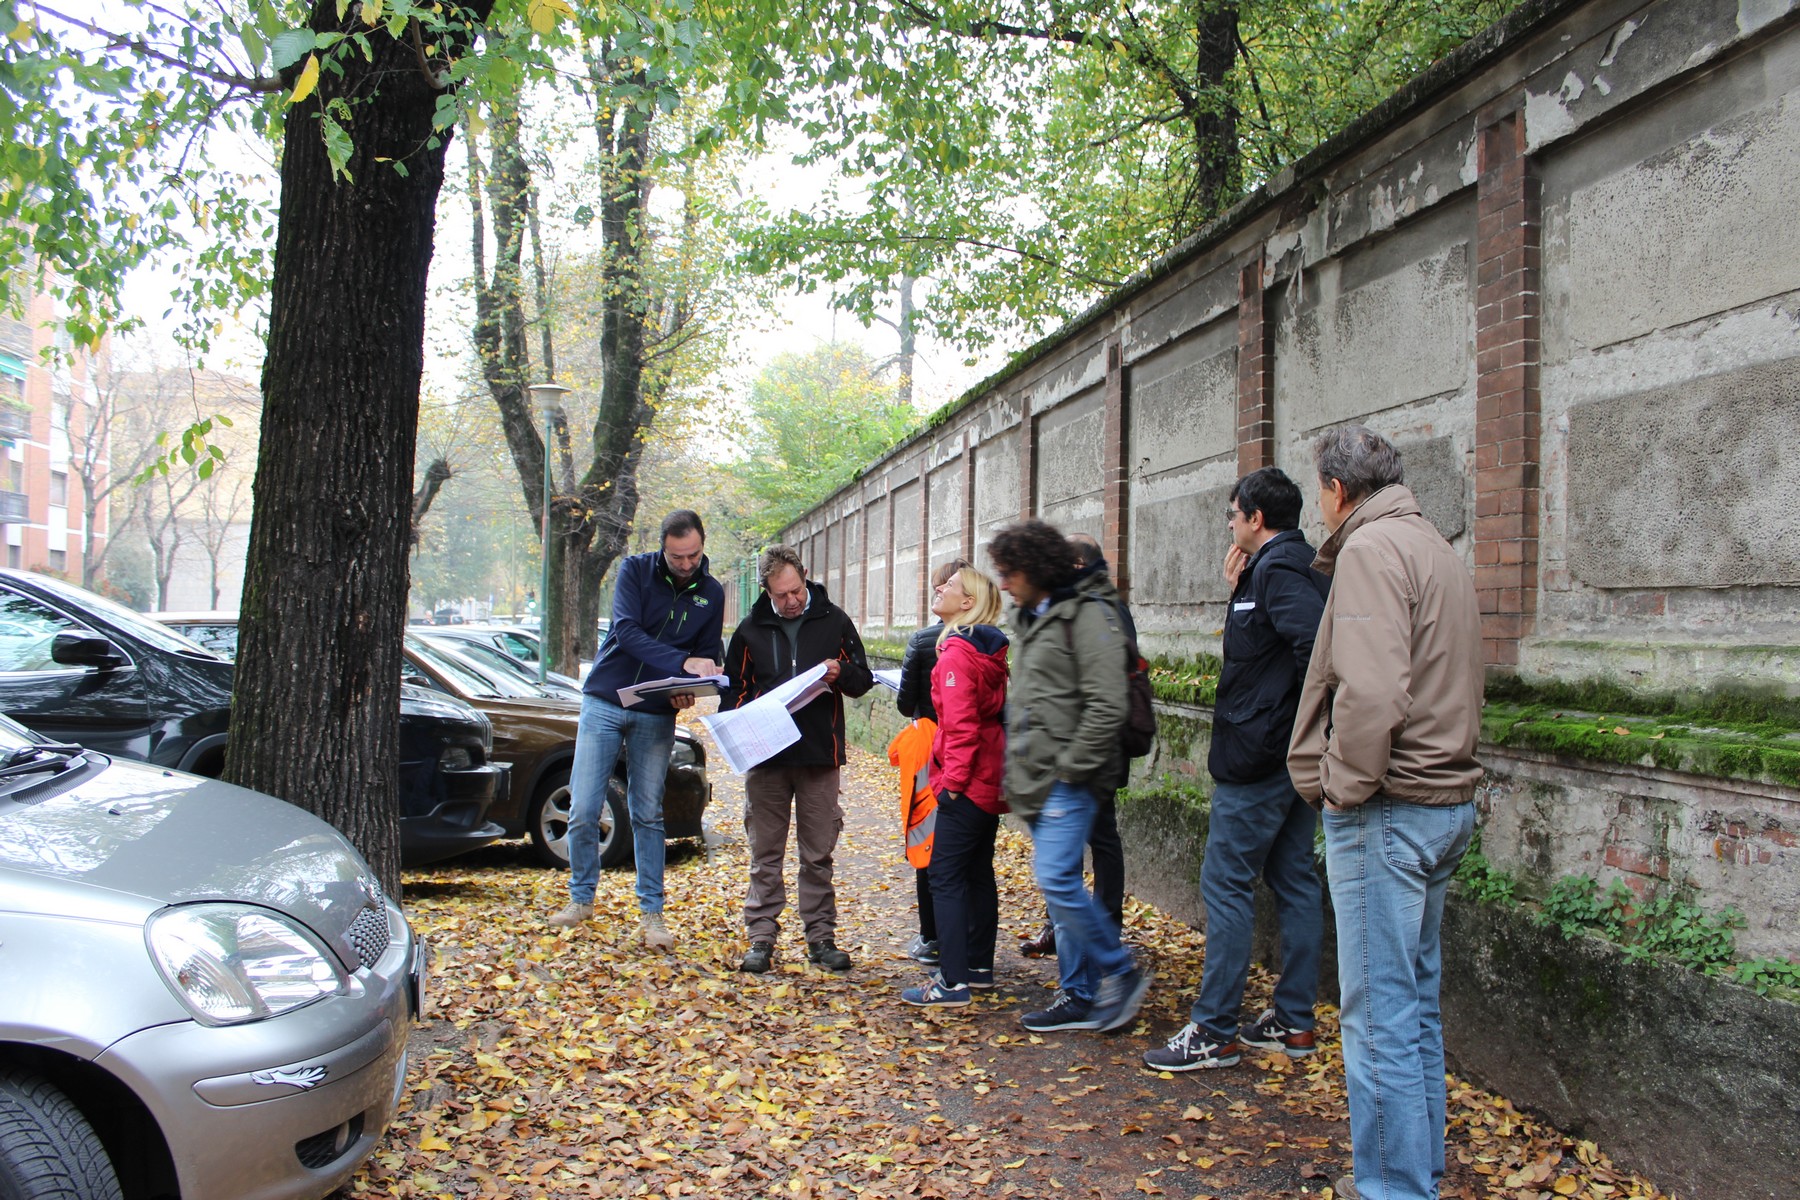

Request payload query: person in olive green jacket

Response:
[987,519,1150,1037]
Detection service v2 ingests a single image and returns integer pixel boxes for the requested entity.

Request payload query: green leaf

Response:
[271,28,315,70]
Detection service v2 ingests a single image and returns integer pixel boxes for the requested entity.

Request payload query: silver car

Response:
[0,713,422,1199]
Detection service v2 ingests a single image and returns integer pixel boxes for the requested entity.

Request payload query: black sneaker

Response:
[1142,1022,1242,1071]
[807,939,853,972]
[1239,1007,1318,1057]
[965,967,996,990]
[740,941,774,974]
[1021,991,1099,1032]
[1090,966,1153,1033]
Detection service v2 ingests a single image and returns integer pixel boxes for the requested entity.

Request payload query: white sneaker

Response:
[639,912,674,950]
[548,902,593,928]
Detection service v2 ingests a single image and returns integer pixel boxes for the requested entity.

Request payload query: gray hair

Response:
[1313,424,1404,502]
[758,544,806,586]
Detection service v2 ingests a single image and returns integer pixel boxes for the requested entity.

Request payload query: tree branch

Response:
[35,2,283,94]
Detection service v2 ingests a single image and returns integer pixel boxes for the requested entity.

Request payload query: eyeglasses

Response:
[1225,507,1245,525]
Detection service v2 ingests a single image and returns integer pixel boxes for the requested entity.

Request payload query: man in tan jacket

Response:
[1287,425,1483,1200]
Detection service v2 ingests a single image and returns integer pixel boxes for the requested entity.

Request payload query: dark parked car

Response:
[154,614,710,870]
[418,625,583,692]
[0,572,509,867]
[0,710,422,1199]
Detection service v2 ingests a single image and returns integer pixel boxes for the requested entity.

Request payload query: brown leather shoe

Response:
[1018,922,1057,958]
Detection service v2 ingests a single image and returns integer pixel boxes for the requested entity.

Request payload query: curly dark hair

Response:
[987,519,1076,593]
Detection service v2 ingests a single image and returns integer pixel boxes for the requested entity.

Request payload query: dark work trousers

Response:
[915,867,938,940]
[926,791,1000,987]
[743,763,843,943]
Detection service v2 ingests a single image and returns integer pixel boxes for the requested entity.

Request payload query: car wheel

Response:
[526,765,573,869]
[0,1069,122,1200]
[596,774,633,869]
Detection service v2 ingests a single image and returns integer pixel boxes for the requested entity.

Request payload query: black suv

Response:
[0,570,508,866]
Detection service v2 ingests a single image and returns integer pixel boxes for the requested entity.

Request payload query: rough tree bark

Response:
[229,0,493,896]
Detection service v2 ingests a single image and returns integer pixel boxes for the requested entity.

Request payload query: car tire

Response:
[596,774,634,869]
[526,765,573,869]
[0,1069,123,1200]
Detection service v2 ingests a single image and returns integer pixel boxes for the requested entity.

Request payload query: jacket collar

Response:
[1312,485,1422,575]
[655,551,712,590]
[749,579,832,625]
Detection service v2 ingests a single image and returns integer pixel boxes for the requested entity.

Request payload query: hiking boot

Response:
[807,939,853,972]
[1021,991,1099,1032]
[1019,922,1057,958]
[1240,1007,1317,1057]
[638,912,674,951]
[548,902,593,928]
[740,941,775,974]
[1334,1175,1360,1199]
[1090,965,1153,1033]
[1142,1022,1241,1071]
[905,935,940,965]
[901,974,972,1007]
[965,967,995,990]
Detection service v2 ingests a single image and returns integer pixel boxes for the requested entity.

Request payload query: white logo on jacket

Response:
[945,672,957,687]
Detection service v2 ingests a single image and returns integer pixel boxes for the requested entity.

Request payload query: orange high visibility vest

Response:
[887,717,938,869]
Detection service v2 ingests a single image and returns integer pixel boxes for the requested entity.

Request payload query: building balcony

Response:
[0,491,27,523]
[0,407,29,437]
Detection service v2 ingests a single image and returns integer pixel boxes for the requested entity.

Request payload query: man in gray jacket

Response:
[1287,425,1483,1200]
[988,518,1151,1035]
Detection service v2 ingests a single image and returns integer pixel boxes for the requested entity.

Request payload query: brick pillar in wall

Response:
[1101,336,1130,598]
[858,483,871,627]
[1018,395,1035,520]
[1473,107,1542,671]
[961,430,977,562]
[918,455,932,623]
[1236,258,1275,475]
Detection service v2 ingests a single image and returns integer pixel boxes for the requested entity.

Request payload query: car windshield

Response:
[405,636,543,700]
[25,575,222,658]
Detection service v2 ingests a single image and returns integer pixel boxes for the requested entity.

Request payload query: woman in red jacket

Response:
[902,566,1009,1006]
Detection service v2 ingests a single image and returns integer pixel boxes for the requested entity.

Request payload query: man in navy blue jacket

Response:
[1144,467,1330,1071]
[549,510,725,949]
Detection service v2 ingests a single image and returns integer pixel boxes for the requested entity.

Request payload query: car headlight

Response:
[440,745,474,771]
[147,904,349,1025]
[670,739,699,768]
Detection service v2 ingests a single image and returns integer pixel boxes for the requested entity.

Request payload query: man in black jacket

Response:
[1145,467,1330,1072]
[721,545,873,974]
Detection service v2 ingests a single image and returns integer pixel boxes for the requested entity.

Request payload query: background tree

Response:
[729,343,919,545]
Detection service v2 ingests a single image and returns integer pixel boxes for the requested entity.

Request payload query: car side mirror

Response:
[402,672,434,690]
[51,631,128,670]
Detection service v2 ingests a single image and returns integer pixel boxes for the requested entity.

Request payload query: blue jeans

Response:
[1325,798,1476,1200]
[1191,770,1323,1040]
[1027,781,1134,1002]
[566,695,675,912]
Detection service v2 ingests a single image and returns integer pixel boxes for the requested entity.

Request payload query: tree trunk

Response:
[229,0,491,897]
[896,271,916,409]
[1189,3,1242,223]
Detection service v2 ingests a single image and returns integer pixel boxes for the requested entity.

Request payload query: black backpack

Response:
[1063,597,1156,758]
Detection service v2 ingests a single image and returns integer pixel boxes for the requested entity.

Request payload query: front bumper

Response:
[399,760,510,867]
[95,905,424,1200]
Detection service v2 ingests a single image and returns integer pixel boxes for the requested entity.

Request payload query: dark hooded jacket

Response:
[1208,528,1330,784]
[720,580,874,768]
[896,624,942,722]
[583,550,725,715]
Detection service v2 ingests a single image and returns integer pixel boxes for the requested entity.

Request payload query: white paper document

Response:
[616,673,729,708]
[700,699,800,774]
[873,668,903,692]
[697,662,836,774]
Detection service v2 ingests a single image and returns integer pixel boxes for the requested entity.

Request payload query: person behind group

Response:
[722,545,874,974]
[550,510,724,949]
[1018,532,1131,958]
[894,557,970,966]
[1287,426,1483,1200]
[1144,466,1329,1072]
[900,565,1009,1007]
[987,519,1151,1034]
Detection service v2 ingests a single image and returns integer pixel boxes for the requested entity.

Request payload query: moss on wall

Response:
[1482,703,1800,788]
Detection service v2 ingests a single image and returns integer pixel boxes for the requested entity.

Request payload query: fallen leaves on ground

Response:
[347,717,1672,1200]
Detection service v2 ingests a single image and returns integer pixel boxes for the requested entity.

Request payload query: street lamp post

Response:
[527,381,570,685]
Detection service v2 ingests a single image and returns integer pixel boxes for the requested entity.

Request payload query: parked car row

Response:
[0,574,716,1200]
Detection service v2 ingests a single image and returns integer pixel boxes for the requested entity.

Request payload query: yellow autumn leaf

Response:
[8,19,34,41]
[417,1135,453,1152]
[1612,726,1630,736]
[1554,1178,1580,1195]
[1002,1159,1027,1169]
[363,0,384,25]
[289,54,320,106]
[528,0,574,34]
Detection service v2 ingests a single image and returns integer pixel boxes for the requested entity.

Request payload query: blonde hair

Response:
[935,567,1003,648]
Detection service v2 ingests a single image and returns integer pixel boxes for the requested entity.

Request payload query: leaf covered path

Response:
[348,720,1672,1200]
